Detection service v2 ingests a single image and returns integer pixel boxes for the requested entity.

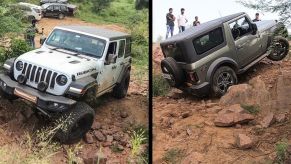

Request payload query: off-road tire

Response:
[54,102,95,144]
[267,36,289,61]
[211,66,237,97]
[161,57,185,87]
[0,90,17,101]
[113,70,130,99]
[58,13,65,19]
[28,16,35,22]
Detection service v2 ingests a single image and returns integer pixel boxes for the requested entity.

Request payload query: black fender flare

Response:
[117,64,131,84]
[66,76,97,97]
[206,57,239,82]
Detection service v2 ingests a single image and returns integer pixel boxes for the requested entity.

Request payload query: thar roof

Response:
[56,25,130,40]
[161,12,245,44]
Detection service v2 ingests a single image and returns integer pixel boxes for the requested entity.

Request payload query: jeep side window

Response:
[54,5,60,11]
[47,5,53,10]
[105,42,117,64]
[192,27,224,55]
[125,38,131,58]
[229,17,252,40]
[118,40,125,58]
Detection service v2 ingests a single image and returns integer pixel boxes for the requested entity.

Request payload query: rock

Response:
[84,133,94,144]
[181,111,191,118]
[206,106,222,113]
[275,113,287,123]
[22,109,34,119]
[92,122,101,130]
[117,144,124,151]
[218,104,245,114]
[186,128,192,136]
[182,151,204,163]
[113,132,123,141]
[235,124,242,129]
[102,141,112,147]
[220,77,270,106]
[206,103,217,108]
[235,133,255,149]
[106,135,114,142]
[83,152,107,164]
[260,113,275,128]
[120,111,128,118]
[204,121,214,126]
[94,131,106,142]
[214,113,254,127]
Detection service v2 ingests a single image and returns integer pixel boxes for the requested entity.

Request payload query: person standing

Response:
[193,16,200,26]
[252,13,261,22]
[166,8,175,39]
[177,8,188,33]
[25,19,39,48]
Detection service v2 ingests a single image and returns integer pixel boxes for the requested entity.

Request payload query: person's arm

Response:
[177,15,180,27]
[167,14,173,21]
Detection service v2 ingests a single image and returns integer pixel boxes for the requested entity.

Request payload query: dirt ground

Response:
[0,17,148,163]
[153,43,291,163]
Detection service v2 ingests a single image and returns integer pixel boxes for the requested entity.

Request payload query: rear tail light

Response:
[187,72,199,84]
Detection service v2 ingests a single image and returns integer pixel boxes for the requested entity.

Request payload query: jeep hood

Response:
[254,20,277,33]
[16,48,100,79]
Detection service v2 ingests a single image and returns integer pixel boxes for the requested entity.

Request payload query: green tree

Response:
[135,0,148,10]
[91,0,113,13]
[237,0,291,23]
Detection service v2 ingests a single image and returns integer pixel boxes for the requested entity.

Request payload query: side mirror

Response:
[251,23,258,35]
[106,53,117,64]
[40,37,46,45]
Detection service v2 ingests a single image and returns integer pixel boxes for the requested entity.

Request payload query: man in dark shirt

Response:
[193,16,200,26]
[253,13,261,22]
[166,8,175,39]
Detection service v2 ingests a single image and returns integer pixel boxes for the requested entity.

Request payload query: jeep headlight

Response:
[56,75,68,86]
[15,61,23,71]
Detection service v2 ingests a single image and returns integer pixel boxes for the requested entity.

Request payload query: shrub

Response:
[162,148,185,164]
[275,139,289,163]
[135,0,148,10]
[1,39,32,63]
[153,75,171,96]
[91,0,113,13]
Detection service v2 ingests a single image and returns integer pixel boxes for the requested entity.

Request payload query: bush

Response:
[91,0,113,13]
[135,0,148,10]
[1,39,32,63]
[153,75,171,96]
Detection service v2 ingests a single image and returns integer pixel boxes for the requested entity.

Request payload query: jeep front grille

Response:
[21,63,58,89]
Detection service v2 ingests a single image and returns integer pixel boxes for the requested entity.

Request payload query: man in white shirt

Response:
[177,8,188,33]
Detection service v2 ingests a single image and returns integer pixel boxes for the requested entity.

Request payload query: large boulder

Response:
[220,76,270,106]
[214,113,255,127]
[235,133,256,149]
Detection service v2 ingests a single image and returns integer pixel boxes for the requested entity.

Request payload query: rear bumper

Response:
[178,82,210,97]
[0,73,76,112]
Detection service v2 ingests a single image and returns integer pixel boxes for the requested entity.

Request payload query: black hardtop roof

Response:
[161,12,245,45]
[56,25,131,40]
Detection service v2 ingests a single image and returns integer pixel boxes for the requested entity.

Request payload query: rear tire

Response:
[54,102,95,144]
[58,13,65,19]
[161,57,185,87]
[28,16,35,22]
[211,66,237,97]
[112,70,130,99]
[267,36,289,61]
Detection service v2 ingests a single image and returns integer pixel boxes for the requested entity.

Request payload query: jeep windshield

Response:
[46,29,106,58]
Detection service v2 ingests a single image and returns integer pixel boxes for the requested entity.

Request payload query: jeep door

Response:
[113,39,127,83]
[44,5,54,17]
[98,41,119,93]
[228,16,261,67]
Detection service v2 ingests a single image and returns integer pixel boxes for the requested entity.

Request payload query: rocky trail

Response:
[0,18,148,163]
[153,43,291,163]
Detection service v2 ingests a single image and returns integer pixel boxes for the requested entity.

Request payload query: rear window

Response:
[162,44,184,62]
[193,27,224,55]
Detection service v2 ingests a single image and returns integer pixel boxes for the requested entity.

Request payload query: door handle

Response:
[112,65,117,69]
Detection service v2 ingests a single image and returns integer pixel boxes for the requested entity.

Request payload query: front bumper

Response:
[178,82,210,97]
[0,73,76,112]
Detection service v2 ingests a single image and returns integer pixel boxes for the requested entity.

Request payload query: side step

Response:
[238,53,269,74]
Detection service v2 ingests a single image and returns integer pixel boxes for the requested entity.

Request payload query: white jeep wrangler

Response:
[0,25,132,143]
